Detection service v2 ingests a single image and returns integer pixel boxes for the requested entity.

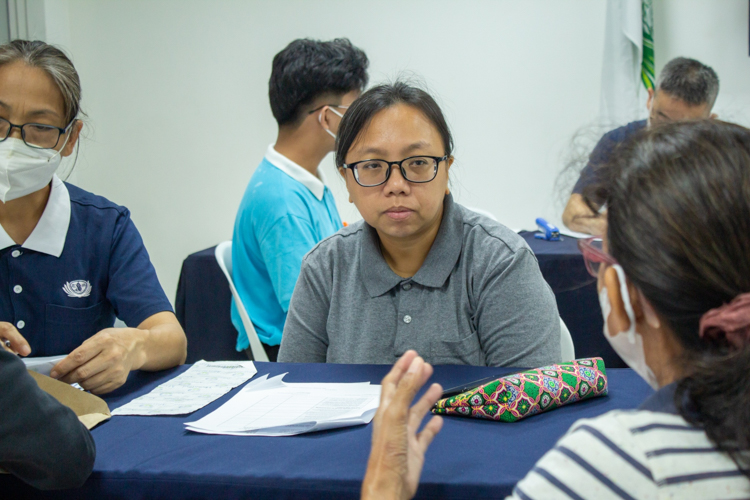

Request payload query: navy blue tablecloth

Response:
[4,362,651,499]
[519,232,621,367]
[176,232,621,367]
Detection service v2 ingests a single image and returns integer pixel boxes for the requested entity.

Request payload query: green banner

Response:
[641,0,655,90]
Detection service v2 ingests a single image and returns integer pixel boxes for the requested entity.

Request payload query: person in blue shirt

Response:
[0,40,186,394]
[562,57,719,236]
[231,38,369,361]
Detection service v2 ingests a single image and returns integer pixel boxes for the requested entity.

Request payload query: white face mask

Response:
[599,264,660,389]
[319,106,345,140]
[0,137,68,203]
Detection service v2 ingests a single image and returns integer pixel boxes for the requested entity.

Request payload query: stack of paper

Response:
[23,355,67,376]
[112,360,257,416]
[185,374,381,436]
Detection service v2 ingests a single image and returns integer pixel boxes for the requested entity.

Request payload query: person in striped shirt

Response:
[361,119,750,499]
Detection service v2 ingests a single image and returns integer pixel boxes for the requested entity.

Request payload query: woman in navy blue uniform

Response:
[0,40,186,394]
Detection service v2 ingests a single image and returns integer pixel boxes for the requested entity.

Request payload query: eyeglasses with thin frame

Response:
[0,117,74,149]
[577,237,617,278]
[341,155,448,187]
[308,104,349,115]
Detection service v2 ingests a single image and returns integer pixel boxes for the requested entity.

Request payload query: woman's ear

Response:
[61,120,83,158]
[603,266,631,336]
[445,156,454,195]
[637,290,661,329]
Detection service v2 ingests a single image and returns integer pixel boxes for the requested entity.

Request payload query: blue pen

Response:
[534,217,561,241]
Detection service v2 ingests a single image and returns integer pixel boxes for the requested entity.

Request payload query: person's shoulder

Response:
[604,119,648,143]
[566,406,694,442]
[457,205,529,256]
[628,119,648,133]
[302,220,364,264]
[66,182,129,217]
[238,159,314,220]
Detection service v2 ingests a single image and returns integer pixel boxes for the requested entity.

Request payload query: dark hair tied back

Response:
[583,119,750,476]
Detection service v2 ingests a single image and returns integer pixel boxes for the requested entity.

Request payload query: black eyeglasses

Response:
[308,104,349,115]
[342,155,448,187]
[0,117,74,149]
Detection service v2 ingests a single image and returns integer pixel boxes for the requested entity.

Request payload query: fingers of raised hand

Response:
[407,382,443,433]
[416,415,444,451]
[379,351,419,407]
[390,357,430,411]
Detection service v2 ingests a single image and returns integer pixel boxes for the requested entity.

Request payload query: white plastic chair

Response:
[559,317,576,362]
[214,241,270,362]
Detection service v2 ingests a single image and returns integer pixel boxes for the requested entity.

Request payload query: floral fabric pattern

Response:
[432,358,608,422]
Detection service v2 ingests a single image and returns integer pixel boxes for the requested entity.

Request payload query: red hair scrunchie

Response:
[699,293,750,349]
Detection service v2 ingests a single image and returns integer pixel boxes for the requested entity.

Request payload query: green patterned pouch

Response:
[432,358,608,422]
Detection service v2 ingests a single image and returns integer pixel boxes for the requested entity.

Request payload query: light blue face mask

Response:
[599,264,660,390]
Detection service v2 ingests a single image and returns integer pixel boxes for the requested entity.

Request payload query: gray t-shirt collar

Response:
[360,193,463,297]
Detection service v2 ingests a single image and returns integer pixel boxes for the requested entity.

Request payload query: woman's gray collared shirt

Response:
[278,195,561,367]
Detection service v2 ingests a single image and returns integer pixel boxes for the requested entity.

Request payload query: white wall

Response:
[40,0,750,304]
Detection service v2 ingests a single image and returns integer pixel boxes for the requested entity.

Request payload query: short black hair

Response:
[269,38,369,127]
[335,81,454,167]
[657,57,719,108]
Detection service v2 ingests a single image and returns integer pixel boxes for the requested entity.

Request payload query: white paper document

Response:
[112,360,257,416]
[23,355,67,376]
[185,374,381,436]
[558,228,601,240]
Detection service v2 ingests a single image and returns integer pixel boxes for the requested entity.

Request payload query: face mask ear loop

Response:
[318,108,337,139]
[48,122,75,162]
[612,264,637,343]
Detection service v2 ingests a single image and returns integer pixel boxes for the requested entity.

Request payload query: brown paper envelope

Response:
[28,370,111,429]
[0,373,111,475]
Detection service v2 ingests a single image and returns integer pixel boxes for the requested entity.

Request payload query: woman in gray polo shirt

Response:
[278,82,560,367]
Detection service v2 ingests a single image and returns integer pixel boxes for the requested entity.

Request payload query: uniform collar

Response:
[361,194,463,297]
[265,144,327,201]
[0,175,71,257]
[638,381,679,414]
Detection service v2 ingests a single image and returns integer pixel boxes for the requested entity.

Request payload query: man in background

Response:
[231,38,368,361]
[562,57,719,235]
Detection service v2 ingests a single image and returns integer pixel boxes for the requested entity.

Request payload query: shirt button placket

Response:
[401,282,413,324]
[10,248,25,332]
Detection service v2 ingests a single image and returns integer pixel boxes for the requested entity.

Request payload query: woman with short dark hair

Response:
[278,82,561,367]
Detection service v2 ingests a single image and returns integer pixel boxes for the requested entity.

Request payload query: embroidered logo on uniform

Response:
[63,280,92,298]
